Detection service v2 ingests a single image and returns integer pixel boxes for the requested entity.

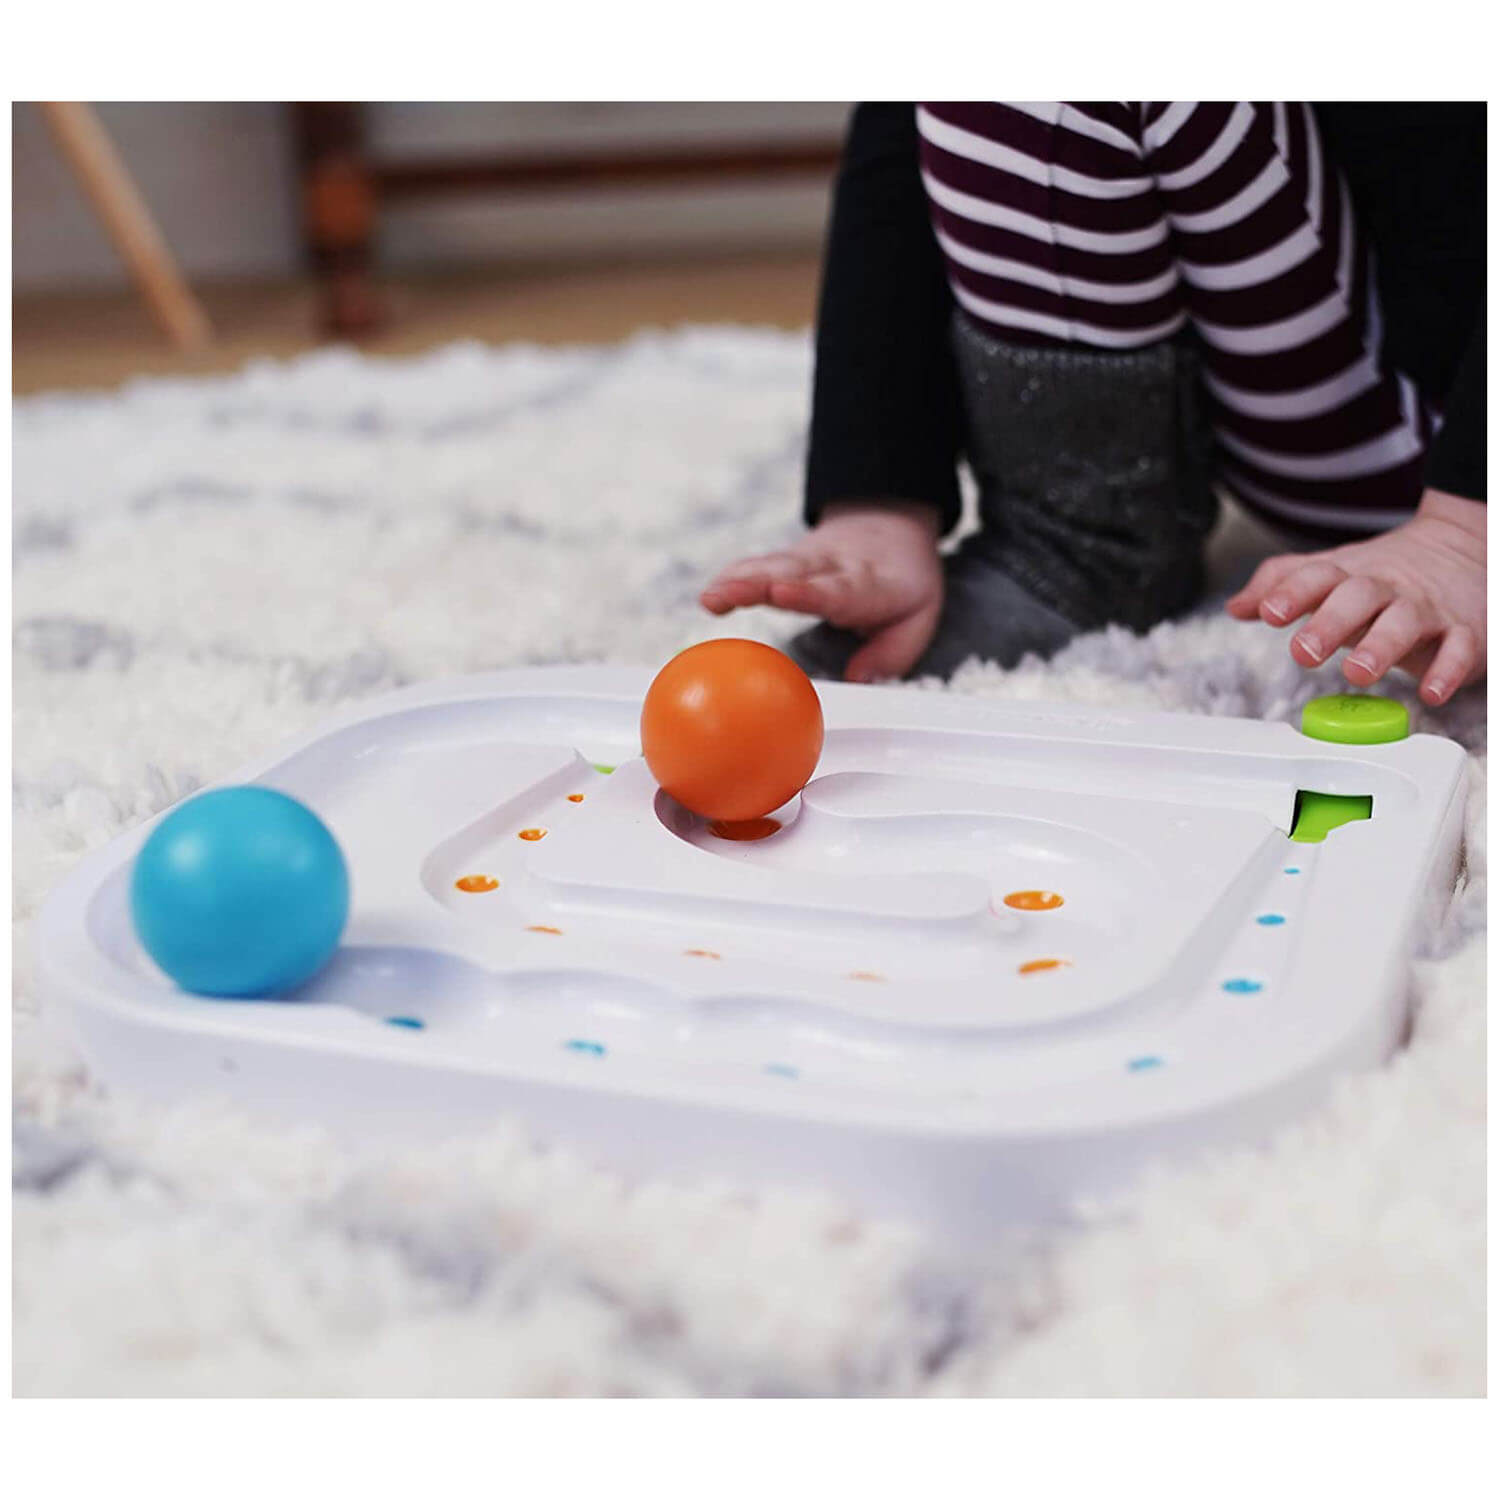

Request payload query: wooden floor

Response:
[12,252,822,396]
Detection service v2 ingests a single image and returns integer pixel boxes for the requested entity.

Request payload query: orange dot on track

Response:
[526,924,563,935]
[1004,889,1064,911]
[518,828,547,841]
[455,874,498,893]
[1018,958,1071,975]
[566,793,585,803]
[684,948,721,959]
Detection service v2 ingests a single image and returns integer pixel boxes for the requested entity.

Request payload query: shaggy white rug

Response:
[12,329,1486,1396]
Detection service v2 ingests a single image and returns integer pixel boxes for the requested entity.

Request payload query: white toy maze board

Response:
[36,667,1467,1240]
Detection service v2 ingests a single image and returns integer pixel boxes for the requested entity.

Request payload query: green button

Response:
[1300,694,1409,745]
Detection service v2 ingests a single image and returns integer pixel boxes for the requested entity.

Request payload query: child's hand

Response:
[1226,490,1486,706]
[700,501,944,682]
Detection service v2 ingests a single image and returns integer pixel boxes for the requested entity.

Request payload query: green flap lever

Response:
[1290,790,1373,843]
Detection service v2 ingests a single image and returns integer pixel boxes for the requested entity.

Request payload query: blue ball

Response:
[130,786,349,997]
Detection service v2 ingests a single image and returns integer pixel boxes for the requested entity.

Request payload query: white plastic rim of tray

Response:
[35,666,1468,1239]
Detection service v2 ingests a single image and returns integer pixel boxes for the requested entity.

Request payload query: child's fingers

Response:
[1225,555,1303,619]
[1291,575,1394,666]
[708,551,815,589]
[700,552,814,613]
[701,578,769,614]
[727,550,815,578]
[768,569,860,625]
[1258,559,1348,626]
[1419,625,1480,707]
[1342,600,1426,686]
[845,603,942,684]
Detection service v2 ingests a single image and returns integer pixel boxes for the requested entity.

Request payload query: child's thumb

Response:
[845,604,940,684]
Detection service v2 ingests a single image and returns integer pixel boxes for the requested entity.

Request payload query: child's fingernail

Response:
[1426,678,1446,701]
[1263,599,1289,623]
[1346,651,1376,675]
[1295,633,1322,661]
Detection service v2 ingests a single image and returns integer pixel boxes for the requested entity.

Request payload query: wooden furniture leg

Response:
[293,102,381,338]
[37,101,213,351]
[288,104,842,341]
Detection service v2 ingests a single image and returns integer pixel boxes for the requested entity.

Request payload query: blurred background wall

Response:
[13,101,848,393]
[13,102,847,291]
[13,102,299,290]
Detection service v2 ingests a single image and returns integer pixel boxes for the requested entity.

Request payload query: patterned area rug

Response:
[13,330,1485,1395]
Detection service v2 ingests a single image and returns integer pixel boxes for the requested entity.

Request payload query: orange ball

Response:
[641,639,824,822]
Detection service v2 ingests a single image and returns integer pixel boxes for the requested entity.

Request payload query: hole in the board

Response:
[709,817,781,842]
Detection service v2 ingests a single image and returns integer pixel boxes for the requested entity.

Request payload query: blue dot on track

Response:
[564,1038,606,1057]
[1283,866,1301,875]
[1127,1055,1163,1072]
[385,1016,425,1030]
[1222,977,1263,994]
[1256,913,1287,926]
